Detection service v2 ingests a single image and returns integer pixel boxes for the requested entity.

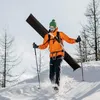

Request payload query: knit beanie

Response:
[49,19,57,28]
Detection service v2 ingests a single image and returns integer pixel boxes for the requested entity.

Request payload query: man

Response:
[33,19,81,90]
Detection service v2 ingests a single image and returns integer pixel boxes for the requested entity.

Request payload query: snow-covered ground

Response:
[0,61,100,100]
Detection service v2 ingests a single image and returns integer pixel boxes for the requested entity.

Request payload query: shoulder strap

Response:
[48,31,62,43]
[48,32,60,42]
[48,34,50,42]
[56,31,61,43]
[57,32,60,41]
[57,32,63,45]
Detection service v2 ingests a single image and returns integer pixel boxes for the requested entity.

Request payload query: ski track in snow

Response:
[0,61,100,100]
[0,80,99,100]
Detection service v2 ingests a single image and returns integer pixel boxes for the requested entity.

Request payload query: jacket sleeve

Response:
[60,32,76,44]
[38,34,49,49]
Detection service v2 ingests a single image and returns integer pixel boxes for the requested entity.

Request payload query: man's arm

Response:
[38,34,49,49]
[60,32,76,44]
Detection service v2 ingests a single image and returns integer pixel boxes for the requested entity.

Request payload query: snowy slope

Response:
[0,61,100,100]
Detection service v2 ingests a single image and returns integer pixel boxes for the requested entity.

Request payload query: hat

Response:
[49,19,57,28]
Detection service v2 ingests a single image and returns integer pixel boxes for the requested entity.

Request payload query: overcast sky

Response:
[0,0,90,76]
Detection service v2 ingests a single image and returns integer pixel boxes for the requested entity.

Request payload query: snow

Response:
[0,61,100,100]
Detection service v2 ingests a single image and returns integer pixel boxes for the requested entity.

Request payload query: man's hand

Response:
[33,42,38,48]
[76,36,81,42]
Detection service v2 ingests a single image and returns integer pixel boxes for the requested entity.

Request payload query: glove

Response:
[76,36,81,42]
[33,42,38,48]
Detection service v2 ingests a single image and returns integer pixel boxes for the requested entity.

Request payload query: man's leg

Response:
[55,58,62,86]
[49,59,55,84]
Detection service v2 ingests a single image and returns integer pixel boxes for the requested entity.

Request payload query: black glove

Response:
[33,43,38,48]
[76,36,81,42]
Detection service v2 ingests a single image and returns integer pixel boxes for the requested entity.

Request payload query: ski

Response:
[26,14,80,70]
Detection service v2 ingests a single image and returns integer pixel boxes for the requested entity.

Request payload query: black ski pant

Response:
[49,56,62,86]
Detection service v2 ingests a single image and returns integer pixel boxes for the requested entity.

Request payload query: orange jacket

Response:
[38,28,76,58]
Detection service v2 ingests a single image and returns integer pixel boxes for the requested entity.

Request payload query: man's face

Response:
[49,26,55,32]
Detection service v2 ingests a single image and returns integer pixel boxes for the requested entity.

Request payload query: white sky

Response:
[0,0,90,74]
